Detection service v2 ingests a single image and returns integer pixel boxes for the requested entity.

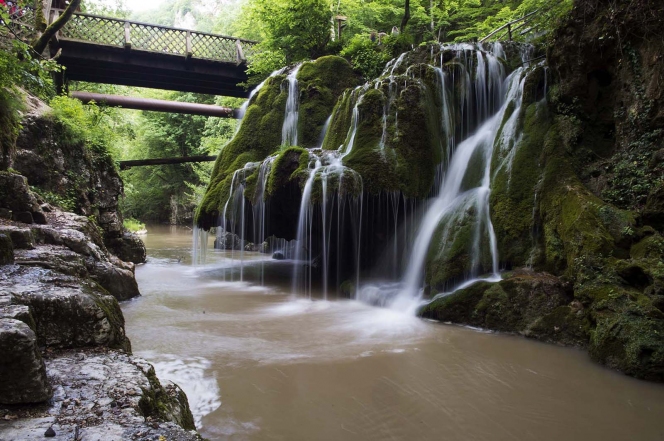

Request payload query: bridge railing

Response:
[5,6,37,41]
[48,9,258,64]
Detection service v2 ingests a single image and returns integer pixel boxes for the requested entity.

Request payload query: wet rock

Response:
[272,252,285,260]
[419,270,586,346]
[44,426,55,437]
[0,266,131,351]
[0,208,11,219]
[214,232,244,250]
[0,234,13,265]
[0,172,45,223]
[0,226,35,250]
[91,262,141,301]
[107,232,147,264]
[32,211,47,225]
[0,350,201,440]
[0,305,36,331]
[12,211,34,224]
[0,318,51,404]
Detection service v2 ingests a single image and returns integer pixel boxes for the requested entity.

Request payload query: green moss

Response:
[267,147,308,196]
[138,363,197,431]
[0,91,23,170]
[424,202,494,291]
[196,75,287,228]
[631,234,664,260]
[297,56,362,148]
[490,101,549,268]
[589,308,664,381]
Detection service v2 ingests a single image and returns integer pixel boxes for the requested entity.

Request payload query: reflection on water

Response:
[123,226,664,441]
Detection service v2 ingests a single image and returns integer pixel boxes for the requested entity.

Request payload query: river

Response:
[122,226,664,441]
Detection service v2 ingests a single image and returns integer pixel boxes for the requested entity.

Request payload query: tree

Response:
[401,0,411,32]
[32,0,82,55]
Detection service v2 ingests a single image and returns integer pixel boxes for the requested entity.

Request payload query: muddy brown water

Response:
[122,226,664,441]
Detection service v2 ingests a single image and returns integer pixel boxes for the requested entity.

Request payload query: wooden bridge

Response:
[10,6,258,97]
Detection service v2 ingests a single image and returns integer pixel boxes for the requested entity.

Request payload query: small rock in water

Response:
[272,251,285,260]
[44,426,56,437]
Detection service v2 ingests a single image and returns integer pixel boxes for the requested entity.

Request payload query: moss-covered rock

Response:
[267,147,309,196]
[419,271,587,345]
[197,57,362,230]
[196,74,287,229]
[297,56,362,148]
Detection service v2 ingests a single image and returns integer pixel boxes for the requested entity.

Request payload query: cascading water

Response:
[282,64,302,146]
[357,43,532,311]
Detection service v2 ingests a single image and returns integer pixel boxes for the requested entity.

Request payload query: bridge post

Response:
[235,39,245,65]
[186,31,192,60]
[124,22,131,50]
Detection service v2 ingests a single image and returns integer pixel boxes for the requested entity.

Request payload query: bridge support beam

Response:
[71,92,241,118]
[119,155,218,170]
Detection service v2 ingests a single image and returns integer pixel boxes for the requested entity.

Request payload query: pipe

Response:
[70,91,240,118]
[119,155,217,169]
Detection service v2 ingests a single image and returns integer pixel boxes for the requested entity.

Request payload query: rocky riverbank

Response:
[0,172,201,440]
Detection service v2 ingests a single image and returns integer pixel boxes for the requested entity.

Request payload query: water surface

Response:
[122,226,664,441]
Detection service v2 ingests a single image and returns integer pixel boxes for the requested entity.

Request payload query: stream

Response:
[122,226,664,441]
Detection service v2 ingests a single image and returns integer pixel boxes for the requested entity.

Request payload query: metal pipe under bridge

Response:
[71,92,241,118]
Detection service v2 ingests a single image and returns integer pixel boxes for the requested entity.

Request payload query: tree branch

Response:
[400,0,411,33]
[31,0,81,55]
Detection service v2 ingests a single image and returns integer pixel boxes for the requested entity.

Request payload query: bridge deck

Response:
[10,7,257,97]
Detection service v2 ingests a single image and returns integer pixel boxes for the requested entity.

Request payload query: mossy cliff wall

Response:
[423,0,664,381]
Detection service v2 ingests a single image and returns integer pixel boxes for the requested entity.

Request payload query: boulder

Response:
[419,270,586,346]
[0,350,199,440]
[214,232,243,250]
[0,318,51,404]
[107,232,147,264]
[272,252,285,260]
[0,233,13,265]
[91,261,141,301]
[0,265,131,351]
[13,211,34,224]
[0,304,37,331]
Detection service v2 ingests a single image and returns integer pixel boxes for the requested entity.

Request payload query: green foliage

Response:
[30,186,77,212]
[123,217,146,233]
[1,6,61,170]
[237,0,332,84]
[340,35,393,79]
[48,96,117,158]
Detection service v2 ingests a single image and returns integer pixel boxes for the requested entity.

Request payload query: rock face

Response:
[0,172,47,225]
[0,266,131,351]
[12,102,147,263]
[214,231,244,250]
[0,318,51,404]
[0,172,201,438]
[0,349,200,441]
[0,234,13,265]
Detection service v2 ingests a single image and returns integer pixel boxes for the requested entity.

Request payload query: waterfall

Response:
[195,43,537,307]
[395,67,527,310]
[282,64,302,146]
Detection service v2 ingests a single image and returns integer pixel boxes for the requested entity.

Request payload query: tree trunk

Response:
[31,0,81,55]
[400,0,411,33]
